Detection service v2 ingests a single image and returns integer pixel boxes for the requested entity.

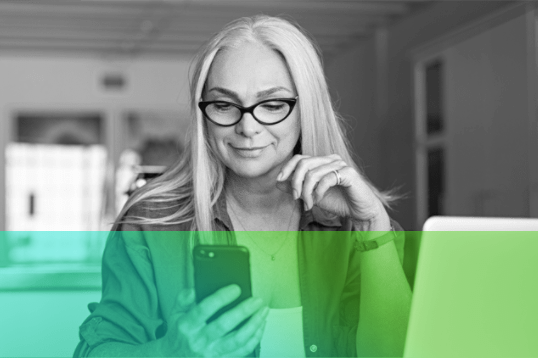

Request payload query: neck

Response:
[225,169,293,214]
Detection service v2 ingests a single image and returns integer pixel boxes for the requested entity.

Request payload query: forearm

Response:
[355,239,412,357]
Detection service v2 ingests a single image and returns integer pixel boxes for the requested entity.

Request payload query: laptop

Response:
[404,216,538,357]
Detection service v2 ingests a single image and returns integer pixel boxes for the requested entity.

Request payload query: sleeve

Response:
[333,219,406,357]
[73,227,165,357]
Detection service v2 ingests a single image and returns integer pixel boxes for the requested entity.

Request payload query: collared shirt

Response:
[74,196,405,357]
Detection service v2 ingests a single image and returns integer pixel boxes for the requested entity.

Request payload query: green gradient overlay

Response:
[0,231,536,357]
[406,231,538,358]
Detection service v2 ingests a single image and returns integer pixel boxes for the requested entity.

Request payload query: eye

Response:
[260,101,286,112]
[212,102,234,112]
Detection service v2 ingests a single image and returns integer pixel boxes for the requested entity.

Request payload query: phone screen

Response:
[193,245,252,324]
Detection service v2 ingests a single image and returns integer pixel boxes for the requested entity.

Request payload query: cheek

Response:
[206,125,227,157]
[274,115,300,154]
[206,123,228,144]
[288,115,301,144]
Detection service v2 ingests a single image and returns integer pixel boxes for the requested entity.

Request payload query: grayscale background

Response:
[0,1,534,356]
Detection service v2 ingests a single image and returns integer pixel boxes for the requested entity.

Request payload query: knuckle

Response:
[237,302,256,317]
[229,333,243,347]
[246,335,259,349]
[216,337,237,356]
[191,304,205,319]
[230,331,247,345]
[318,172,328,183]
[307,168,323,183]
[296,158,310,172]
[254,326,264,340]
[318,179,330,191]
[343,166,356,177]
[190,336,205,353]
[213,319,229,335]
[214,313,242,333]
[291,177,302,189]
[176,320,190,334]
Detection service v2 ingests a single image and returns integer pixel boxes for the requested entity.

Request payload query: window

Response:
[1,113,108,270]
[425,61,444,135]
[427,147,445,216]
[415,58,447,227]
[0,108,189,288]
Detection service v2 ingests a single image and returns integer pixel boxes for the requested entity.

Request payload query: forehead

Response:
[206,41,295,93]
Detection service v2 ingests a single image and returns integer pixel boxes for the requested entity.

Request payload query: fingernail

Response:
[228,284,241,296]
[304,202,309,212]
[293,189,299,200]
[277,172,283,181]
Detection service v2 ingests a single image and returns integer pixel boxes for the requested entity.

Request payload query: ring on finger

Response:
[332,169,342,186]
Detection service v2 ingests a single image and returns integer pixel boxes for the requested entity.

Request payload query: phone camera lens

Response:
[200,250,206,255]
[208,252,215,258]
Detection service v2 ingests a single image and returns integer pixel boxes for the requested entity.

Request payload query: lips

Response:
[230,145,267,158]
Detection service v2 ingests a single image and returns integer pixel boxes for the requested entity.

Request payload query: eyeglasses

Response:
[198,96,298,127]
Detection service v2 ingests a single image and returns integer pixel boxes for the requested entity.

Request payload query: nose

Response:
[235,112,262,137]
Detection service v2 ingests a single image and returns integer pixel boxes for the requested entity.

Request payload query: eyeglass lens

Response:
[205,100,292,125]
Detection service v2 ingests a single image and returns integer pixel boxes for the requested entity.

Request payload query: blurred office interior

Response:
[0,0,536,356]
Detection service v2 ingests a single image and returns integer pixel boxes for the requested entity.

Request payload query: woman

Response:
[74,15,411,358]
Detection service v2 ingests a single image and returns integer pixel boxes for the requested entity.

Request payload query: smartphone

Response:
[193,245,252,325]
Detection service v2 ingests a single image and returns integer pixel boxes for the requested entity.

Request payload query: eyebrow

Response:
[207,86,293,101]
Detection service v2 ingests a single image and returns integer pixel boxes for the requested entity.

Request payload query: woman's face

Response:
[203,42,300,180]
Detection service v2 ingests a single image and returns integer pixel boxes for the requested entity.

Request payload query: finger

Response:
[176,288,196,310]
[276,154,307,182]
[216,304,269,354]
[302,160,347,210]
[201,297,265,342]
[220,310,268,357]
[185,285,243,352]
[226,319,267,357]
[291,155,340,202]
[172,288,197,331]
[166,289,201,356]
[187,284,241,327]
[314,165,354,204]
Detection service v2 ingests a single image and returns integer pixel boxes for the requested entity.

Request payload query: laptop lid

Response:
[404,216,538,357]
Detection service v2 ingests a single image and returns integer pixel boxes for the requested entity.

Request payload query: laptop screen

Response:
[404,216,538,357]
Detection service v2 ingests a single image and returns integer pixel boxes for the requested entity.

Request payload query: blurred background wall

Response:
[0,55,191,356]
[325,0,520,230]
[0,0,536,356]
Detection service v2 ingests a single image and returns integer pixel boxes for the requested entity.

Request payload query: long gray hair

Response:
[118,15,397,231]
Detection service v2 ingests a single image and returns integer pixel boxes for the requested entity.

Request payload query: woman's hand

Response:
[160,285,269,357]
[276,154,390,231]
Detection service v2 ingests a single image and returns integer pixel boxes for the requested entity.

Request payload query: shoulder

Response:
[105,198,194,265]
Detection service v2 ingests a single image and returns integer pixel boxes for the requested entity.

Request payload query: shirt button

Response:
[310,345,318,353]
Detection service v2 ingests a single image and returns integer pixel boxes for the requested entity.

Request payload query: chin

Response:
[228,162,276,179]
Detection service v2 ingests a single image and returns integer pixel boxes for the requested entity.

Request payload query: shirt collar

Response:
[213,193,234,231]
